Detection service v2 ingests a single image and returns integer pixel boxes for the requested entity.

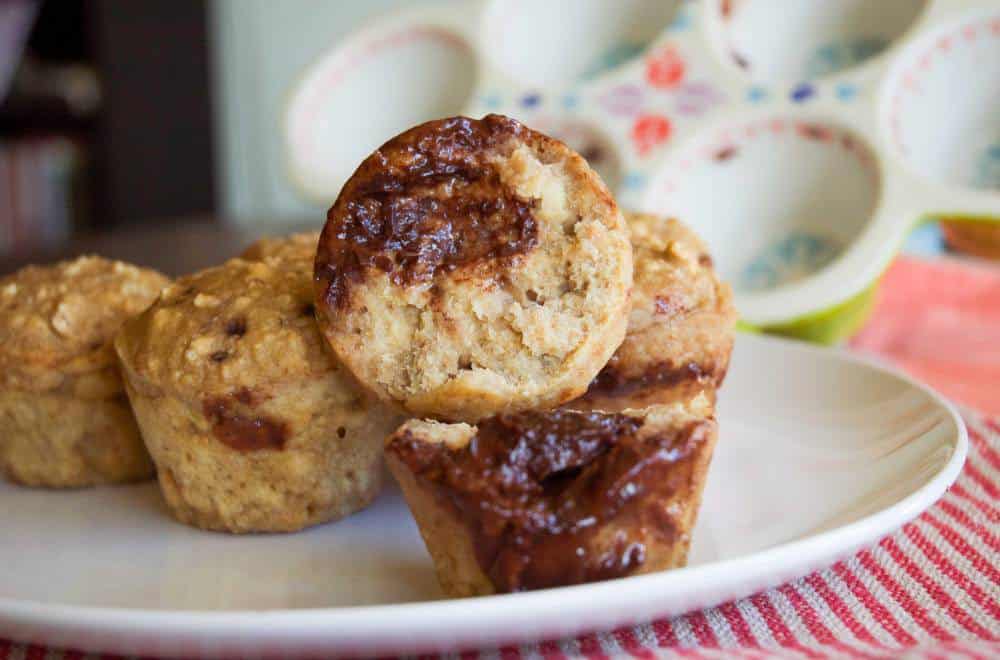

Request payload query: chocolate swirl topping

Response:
[315,114,541,309]
[389,409,706,592]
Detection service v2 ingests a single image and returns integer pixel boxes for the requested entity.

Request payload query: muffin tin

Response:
[285,0,1000,342]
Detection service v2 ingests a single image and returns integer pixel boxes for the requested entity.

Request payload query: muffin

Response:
[0,256,169,487]
[115,257,398,533]
[568,212,736,412]
[385,396,718,596]
[240,230,320,263]
[314,114,633,421]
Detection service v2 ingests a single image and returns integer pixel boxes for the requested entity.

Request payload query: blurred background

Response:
[0,0,995,261]
[0,0,421,256]
[0,0,997,404]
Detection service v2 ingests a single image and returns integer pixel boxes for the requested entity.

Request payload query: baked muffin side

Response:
[115,257,398,533]
[0,255,169,487]
[568,212,737,413]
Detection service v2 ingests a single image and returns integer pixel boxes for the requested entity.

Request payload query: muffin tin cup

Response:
[284,2,483,203]
[286,0,1000,342]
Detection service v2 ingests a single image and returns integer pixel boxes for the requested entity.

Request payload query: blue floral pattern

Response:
[741,232,843,292]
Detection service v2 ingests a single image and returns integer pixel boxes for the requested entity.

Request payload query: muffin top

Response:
[0,255,169,391]
[626,211,722,319]
[115,257,337,398]
[583,212,736,398]
[240,230,319,264]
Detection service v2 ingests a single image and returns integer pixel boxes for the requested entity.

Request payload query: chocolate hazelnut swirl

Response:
[387,408,715,593]
[315,114,541,310]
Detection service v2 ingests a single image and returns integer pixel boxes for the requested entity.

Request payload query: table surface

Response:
[0,218,322,277]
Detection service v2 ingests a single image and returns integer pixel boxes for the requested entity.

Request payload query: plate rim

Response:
[0,334,969,653]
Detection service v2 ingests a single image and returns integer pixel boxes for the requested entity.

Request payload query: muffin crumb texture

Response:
[315,115,633,421]
[0,255,169,487]
[115,256,398,532]
[0,255,169,392]
[568,212,736,412]
[240,230,320,264]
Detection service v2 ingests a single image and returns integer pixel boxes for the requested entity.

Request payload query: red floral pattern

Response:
[631,114,672,155]
[645,46,685,88]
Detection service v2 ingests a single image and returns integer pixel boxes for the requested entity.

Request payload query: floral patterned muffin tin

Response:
[285,0,1000,342]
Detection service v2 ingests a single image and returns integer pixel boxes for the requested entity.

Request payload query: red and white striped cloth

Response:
[1,256,997,659]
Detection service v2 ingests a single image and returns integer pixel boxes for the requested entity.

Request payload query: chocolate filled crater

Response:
[202,391,288,452]
[316,115,542,310]
[389,410,705,592]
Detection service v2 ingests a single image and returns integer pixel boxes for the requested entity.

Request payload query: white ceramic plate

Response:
[0,334,966,658]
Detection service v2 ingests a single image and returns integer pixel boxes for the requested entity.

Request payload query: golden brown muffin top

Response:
[624,211,733,338]
[0,255,169,391]
[585,212,736,398]
[115,257,336,398]
[239,230,320,264]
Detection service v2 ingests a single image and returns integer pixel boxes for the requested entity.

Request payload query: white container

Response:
[285,0,1000,340]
